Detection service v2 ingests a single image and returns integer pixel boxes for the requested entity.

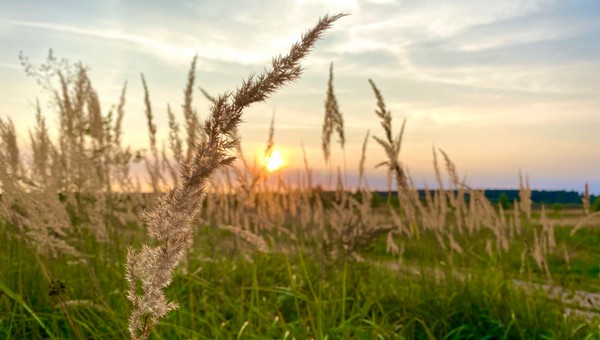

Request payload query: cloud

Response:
[0,19,271,65]
[0,61,20,71]
[450,13,599,52]
[348,0,558,40]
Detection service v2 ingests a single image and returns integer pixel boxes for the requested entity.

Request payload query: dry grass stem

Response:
[582,182,590,215]
[322,62,344,163]
[369,79,408,192]
[125,13,345,339]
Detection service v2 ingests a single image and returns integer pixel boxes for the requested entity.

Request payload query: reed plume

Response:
[582,183,590,215]
[368,79,408,192]
[141,75,163,193]
[182,55,204,158]
[519,171,532,219]
[322,62,344,163]
[125,13,345,339]
[0,117,21,176]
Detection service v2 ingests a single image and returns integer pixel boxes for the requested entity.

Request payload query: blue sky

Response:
[1,0,599,192]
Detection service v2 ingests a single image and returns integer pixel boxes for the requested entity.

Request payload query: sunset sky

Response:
[1,0,599,192]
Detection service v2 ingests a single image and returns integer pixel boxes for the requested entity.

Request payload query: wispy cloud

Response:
[1,19,188,60]
[0,61,20,71]
[0,19,276,65]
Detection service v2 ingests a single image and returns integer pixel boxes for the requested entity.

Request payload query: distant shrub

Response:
[592,197,600,212]
[498,192,509,210]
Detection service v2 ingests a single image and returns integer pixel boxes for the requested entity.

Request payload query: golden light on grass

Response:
[264,149,285,172]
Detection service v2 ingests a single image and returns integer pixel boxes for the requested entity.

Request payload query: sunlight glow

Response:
[264,149,285,172]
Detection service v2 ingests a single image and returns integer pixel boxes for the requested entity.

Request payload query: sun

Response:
[264,149,285,172]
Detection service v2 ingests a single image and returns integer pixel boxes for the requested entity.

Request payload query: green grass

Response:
[1,218,599,339]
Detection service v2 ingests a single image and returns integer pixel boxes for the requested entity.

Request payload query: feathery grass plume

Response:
[532,206,552,279]
[0,117,21,176]
[493,205,509,254]
[17,57,123,242]
[49,62,115,198]
[29,101,52,184]
[110,81,137,192]
[86,76,105,147]
[327,168,393,260]
[141,75,163,193]
[19,49,72,92]
[358,130,370,188]
[540,205,556,251]
[368,79,408,192]
[84,71,112,192]
[56,67,86,189]
[512,198,522,237]
[369,79,417,244]
[182,55,204,158]
[439,149,463,188]
[582,183,590,215]
[518,171,532,219]
[322,62,344,164]
[432,147,448,228]
[165,105,184,187]
[167,105,183,165]
[161,141,178,187]
[113,81,127,148]
[218,225,268,253]
[125,13,345,339]
[0,158,79,258]
[428,148,454,249]
[439,149,468,234]
[0,163,84,337]
[255,113,276,184]
[2,114,82,257]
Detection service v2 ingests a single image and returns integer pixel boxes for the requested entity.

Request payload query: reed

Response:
[125,13,346,339]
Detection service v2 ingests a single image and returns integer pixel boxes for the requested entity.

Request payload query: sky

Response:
[1,0,599,193]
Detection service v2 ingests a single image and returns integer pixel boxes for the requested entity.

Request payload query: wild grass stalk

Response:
[28,103,51,184]
[519,171,532,219]
[125,13,345,339]
[182,55,203,159]
[166,105,183,185]
[582,183,590,215]
[368,79,408,193]
[0,118,21,176]
[322,62,344,163]
[141,75,162,193]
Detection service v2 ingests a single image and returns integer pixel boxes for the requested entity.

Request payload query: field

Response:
[1,14,600,339]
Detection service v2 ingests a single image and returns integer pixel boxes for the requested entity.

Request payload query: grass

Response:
[1,12,599,339]
[1,215,599,339]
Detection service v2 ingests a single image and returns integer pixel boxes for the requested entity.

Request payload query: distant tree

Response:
[371,191,383,208]
[498,192,510,210]
[592,197,600,212]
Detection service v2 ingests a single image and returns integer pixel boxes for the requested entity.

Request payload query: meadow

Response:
[1,13,599,339]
